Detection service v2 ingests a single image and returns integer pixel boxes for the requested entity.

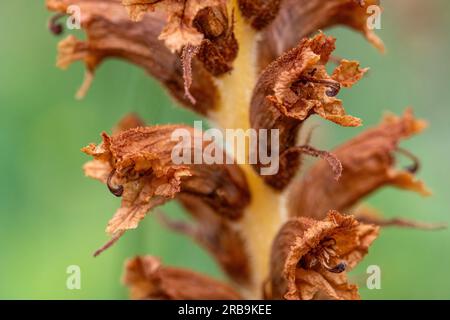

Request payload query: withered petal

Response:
[270,211,379,300]
[288,109,431,220]
[250,33,363,190]
[123,256,242,299]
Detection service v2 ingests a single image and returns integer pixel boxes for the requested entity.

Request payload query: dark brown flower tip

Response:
[157,195,251,286]
[83,124,250,254]
[123,256,242,300]
[287,109,432,220]
[47,0,218,114]
[250,33,364,190]
[122,0,229,52]
[238,0,282,29]
[270,211,379,300]
[258,0,384,70]
[48,13,65,35]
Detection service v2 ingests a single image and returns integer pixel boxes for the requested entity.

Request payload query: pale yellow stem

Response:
[210,1,284,299]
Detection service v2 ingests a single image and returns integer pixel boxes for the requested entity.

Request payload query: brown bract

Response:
[258,0,384,70]
[45,0,441,301]
[82,124,250,255]
[270,211,379,300]
[288,109,431,220]
[124,256,242,299]
[250,33,367,189]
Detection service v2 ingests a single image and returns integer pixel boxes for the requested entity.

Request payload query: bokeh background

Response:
[1,0,449,299]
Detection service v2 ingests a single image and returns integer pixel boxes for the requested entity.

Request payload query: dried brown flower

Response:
[270,211,379,300]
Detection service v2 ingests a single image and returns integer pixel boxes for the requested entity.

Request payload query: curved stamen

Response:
[48,13,65,35]
[396,147,420,174]
[107,170,124,197]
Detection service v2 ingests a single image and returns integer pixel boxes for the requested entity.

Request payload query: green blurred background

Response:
[0,1,449,299]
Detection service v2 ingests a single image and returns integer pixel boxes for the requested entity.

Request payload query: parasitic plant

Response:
[46,0,443,299]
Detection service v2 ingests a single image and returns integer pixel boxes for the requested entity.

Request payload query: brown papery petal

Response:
[288,109,431,220]
[258,0,384,70]
[83,125,250,255]
[123,256,242,299]
[270,211,379,300]
[158,194,251,286]
[250,33,365,190]
[46,0,217,115]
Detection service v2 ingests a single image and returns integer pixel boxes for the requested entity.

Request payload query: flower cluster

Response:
[47,0,441,299]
